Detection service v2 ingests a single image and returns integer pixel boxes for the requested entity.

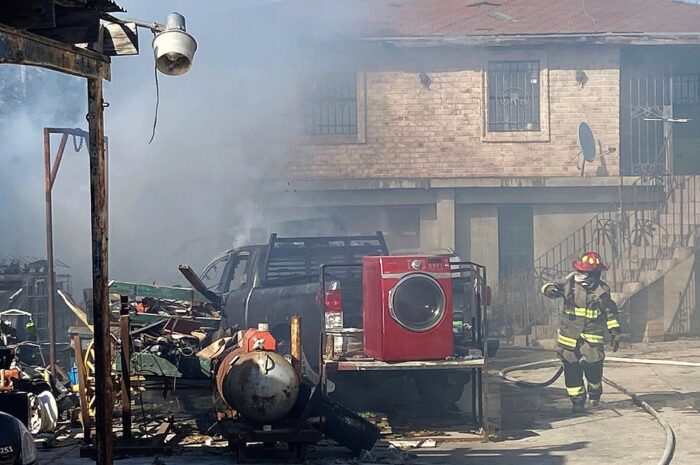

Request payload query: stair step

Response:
[621,281,643,294]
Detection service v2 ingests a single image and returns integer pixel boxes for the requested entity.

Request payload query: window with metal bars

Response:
[487,61,540,132]
[303,71,358,136]
[673,74,700,104]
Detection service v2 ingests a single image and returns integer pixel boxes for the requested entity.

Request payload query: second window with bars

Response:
[487,61,541,132]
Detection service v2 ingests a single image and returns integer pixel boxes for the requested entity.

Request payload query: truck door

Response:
[220,251,253,327]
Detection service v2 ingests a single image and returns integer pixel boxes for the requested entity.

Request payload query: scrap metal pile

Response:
[108,281,222,384]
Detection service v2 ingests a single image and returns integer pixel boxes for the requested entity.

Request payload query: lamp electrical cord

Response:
[498,356,682,465]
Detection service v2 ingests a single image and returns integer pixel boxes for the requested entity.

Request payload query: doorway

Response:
[498,205,534,278]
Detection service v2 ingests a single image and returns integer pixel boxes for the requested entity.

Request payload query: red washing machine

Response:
[362,255,453,362]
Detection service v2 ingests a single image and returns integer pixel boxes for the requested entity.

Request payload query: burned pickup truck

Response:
[189,233,390,371]
[183,233,492,413]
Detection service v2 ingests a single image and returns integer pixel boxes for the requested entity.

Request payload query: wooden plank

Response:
[58,289,92,330]
[0,23,110,80]
[109,280,210,304]
[72,334,91,443]
[119,297,132,440]
[150,419,174,446]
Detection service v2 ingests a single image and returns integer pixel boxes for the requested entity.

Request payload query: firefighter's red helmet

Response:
[573,251,608,272]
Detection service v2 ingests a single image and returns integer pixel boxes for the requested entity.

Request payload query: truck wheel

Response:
[415,372,468,406]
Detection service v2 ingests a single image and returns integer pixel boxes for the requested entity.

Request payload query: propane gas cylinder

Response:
[216,349,299,423]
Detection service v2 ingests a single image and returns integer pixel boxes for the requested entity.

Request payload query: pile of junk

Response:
[80,281,379,459]
[201,321,380,461]
[0,309,75,435]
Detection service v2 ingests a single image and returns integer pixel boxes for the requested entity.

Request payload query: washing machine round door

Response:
[390,273,446,332]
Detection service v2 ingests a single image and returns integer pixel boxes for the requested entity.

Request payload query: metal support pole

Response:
[43,129,56,375]
[87,77,112,465]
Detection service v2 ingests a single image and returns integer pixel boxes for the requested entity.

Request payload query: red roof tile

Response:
[277,0,700,38]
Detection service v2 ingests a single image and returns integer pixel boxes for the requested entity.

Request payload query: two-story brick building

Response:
[236,0,700,340]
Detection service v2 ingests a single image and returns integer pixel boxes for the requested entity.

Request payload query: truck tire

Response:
[415,372,469,406]
[291,381,379,454]
[321,396,380,454]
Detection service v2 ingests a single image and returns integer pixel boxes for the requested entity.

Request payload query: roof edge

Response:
[356,31,700,47]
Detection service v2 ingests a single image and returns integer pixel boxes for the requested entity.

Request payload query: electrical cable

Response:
[148,63,160,144]
[498,357,678,465]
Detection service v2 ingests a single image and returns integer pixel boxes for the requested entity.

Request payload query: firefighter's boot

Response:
[570,392,587,414]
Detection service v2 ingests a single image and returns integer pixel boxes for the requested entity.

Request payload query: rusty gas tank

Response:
[216,340,299,423]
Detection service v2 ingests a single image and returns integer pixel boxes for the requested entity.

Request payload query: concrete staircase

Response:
[511,175,700,347]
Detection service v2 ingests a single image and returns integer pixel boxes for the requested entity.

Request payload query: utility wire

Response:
[149,63,160,144]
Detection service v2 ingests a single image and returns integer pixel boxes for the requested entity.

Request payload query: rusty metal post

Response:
[119,296,132,440]
[43,129,56,374]
[290,315,302,379]
[44,130,69,375]
[87,77,112,465]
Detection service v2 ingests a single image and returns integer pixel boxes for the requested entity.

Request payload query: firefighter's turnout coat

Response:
[543,273,621,350]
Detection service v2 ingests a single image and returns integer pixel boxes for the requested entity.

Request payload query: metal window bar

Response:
[304,72,358,136]
[673,74,700,105]
[487,61,540,132]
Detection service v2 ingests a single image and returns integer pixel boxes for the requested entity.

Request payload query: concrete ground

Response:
[37,339,700,464]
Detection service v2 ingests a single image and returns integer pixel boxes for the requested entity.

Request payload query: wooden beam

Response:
[87,76,112,465]
[119,296,132,441]
[0,23,110,80]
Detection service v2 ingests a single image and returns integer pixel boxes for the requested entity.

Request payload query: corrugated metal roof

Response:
[275,0,700,38]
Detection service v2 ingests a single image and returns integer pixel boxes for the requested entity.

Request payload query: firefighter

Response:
[541,251,622,413]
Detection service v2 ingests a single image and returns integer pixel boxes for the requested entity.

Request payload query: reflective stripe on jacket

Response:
[546,275,620,350]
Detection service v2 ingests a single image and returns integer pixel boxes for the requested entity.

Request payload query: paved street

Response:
[38,339,700,465]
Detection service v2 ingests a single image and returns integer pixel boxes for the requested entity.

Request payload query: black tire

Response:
[321,396,380,454]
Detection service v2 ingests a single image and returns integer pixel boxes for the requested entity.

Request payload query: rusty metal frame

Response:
[43,128,109,376]
[0,23,111,80]
[44,127,89,375]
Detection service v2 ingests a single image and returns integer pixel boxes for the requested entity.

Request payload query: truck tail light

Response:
[324,284,343,313]
[321,281,342,329]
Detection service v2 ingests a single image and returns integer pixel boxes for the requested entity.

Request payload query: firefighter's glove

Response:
[541,282,564,299]
[610,332,621,352]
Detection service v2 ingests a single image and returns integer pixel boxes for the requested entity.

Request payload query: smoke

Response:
[0,1,346,294]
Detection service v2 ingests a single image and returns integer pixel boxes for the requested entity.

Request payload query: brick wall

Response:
[268,44,621,179]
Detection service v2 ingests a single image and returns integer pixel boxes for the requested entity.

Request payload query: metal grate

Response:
[673,74,700,104]
[303,71,358,136]
[487,61,540,132]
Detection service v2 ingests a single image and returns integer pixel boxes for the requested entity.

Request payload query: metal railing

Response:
[534,175,700,293]
[669,268,696,336]
[492,175,700,339]
[490,268,560,339]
